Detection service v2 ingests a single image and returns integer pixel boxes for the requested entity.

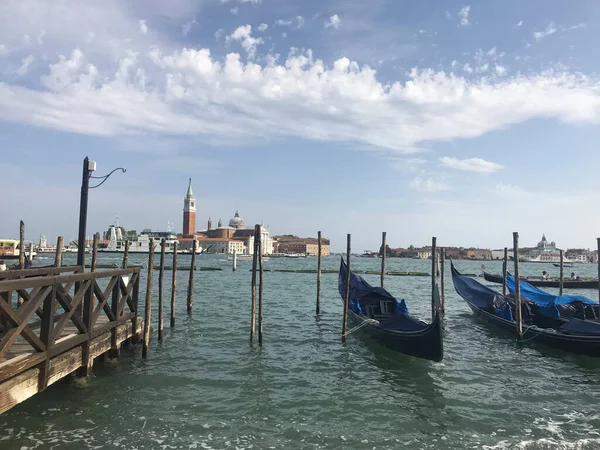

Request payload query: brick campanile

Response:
[183,178,196,237]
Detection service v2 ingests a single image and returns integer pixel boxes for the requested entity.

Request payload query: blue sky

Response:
[2,0,600,252]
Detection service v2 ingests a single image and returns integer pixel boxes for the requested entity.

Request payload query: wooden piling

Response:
[431,237,437,321]
[187,239,196,313]
[233,249,237,272]
[316,230,322,314]
[440,248,445,313]
[142,238,155,358]
[559,249,564,296]
[513,232,523,340]
[90,233,99,272]
[597,238,600,304]
[170,241,177,327]
[250,225,259,343]
[258,232,264,346]
[158,238,165,341]
[122,240,130,269]
[342,234,351,342]
[502,247,508,296]
[55,237,64,267]
[19,221,25,269]
[380,231,386,288]
[29,241,34,263]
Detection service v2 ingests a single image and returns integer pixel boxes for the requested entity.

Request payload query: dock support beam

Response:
[342,234,351,342]
[142,238,155,358]
[316,231,322,315]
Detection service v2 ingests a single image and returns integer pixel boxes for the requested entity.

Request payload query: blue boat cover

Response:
[506,275,596,318]
[338,258,429,331]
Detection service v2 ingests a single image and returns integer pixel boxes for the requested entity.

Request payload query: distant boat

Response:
[483,271,597,289]
[0,239,37,260]
[227,254,269,262]
[553,262,574,268]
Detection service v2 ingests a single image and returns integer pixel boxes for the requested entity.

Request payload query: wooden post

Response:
[513,232,523,340]
[19,220,25,269]
[29,241,34,263]
[55,236,64,267]
[431,237,437,321]
[187,239,196,313]
[559,249,564,296]
[122,240,130,269]
[158,238,165,341]
[342,234,351,342]
[170,241,177,327]
[316,230,322,314]
[90,233,99,272]
[440,248,445,313]
[233,248,237,272]
[250,225,259,343]
[502,247,508,296]
[597,238,600,304]
[258,232,264,346]
[380,231,386,288]
[142,238,155,358]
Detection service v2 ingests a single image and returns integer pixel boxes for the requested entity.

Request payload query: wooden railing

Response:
[0,265,83,280]
[0,267,140,390]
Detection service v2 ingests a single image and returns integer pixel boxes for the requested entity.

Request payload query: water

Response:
[2,254,600,449]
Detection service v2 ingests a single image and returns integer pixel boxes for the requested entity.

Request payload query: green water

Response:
[2,254,600,449]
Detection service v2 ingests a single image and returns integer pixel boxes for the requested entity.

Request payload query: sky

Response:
[2,0,600,252]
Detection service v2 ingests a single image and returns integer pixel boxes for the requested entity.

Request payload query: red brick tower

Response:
[182,178,196,237]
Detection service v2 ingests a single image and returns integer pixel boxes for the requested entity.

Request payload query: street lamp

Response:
[76,156,126,269]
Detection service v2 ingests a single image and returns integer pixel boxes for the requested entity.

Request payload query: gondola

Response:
[452,263,600,356]
[483,271,597,289]
[338,258,443,362]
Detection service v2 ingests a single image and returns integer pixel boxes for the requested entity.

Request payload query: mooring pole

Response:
[55,236,64,268]
[76,157,92,271]
[122,240,130,269]
[342,233,351,342]
[250,225,259,343]
[513,232,523,340]
[559,249,564,296]
[316,230,322,314]
[19,221,25,269]
[142,238,155,358]
[502,247,508,296]
[258,232,264,346]
[431,237,437,321]
[170,241,177,327]
[158,238,165,341]
[187,239,196,313]
[440,248,446,313]
[380,231,387,288]
[597,238,600,304]
[90,233,99,272]
[233,248,237,272]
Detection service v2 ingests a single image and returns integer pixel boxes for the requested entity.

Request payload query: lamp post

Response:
[76,157,126,270]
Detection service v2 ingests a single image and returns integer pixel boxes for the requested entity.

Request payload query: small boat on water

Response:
[452,263,600,356]
[483,271,597,289]
[227,254,269,262]
[553,262,574,268]
[338,258,443,362]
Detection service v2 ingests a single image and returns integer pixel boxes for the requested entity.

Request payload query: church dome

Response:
[537,234,547,248]
[229,211,245,229]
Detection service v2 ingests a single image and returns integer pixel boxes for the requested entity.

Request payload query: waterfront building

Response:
[273,236,331,256]
[520,234,564,262]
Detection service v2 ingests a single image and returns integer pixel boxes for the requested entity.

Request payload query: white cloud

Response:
[182,17,196,36]
[495,65,506,75]
[325,14,341,30]
[516,20,523,27]
[139,20,148,35]
[16,55,35,75]
[230,7,239,14]
[226,25,263,58]
[440,157,503,173]
[257,23,268,32]
[275,19,292,26]
[0,44,7,55]
[459,6,470,27]
[409,177,451,192]
[445,11,452,20]
[533,23,557,41]
[296,16,305,28]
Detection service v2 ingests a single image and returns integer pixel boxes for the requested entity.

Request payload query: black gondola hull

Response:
[346,309,443,362]
[483,271,597,289]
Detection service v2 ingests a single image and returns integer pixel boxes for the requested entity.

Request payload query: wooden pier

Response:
[0,265,142,414]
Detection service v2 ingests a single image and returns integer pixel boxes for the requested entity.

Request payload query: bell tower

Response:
[183,178,196,237]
